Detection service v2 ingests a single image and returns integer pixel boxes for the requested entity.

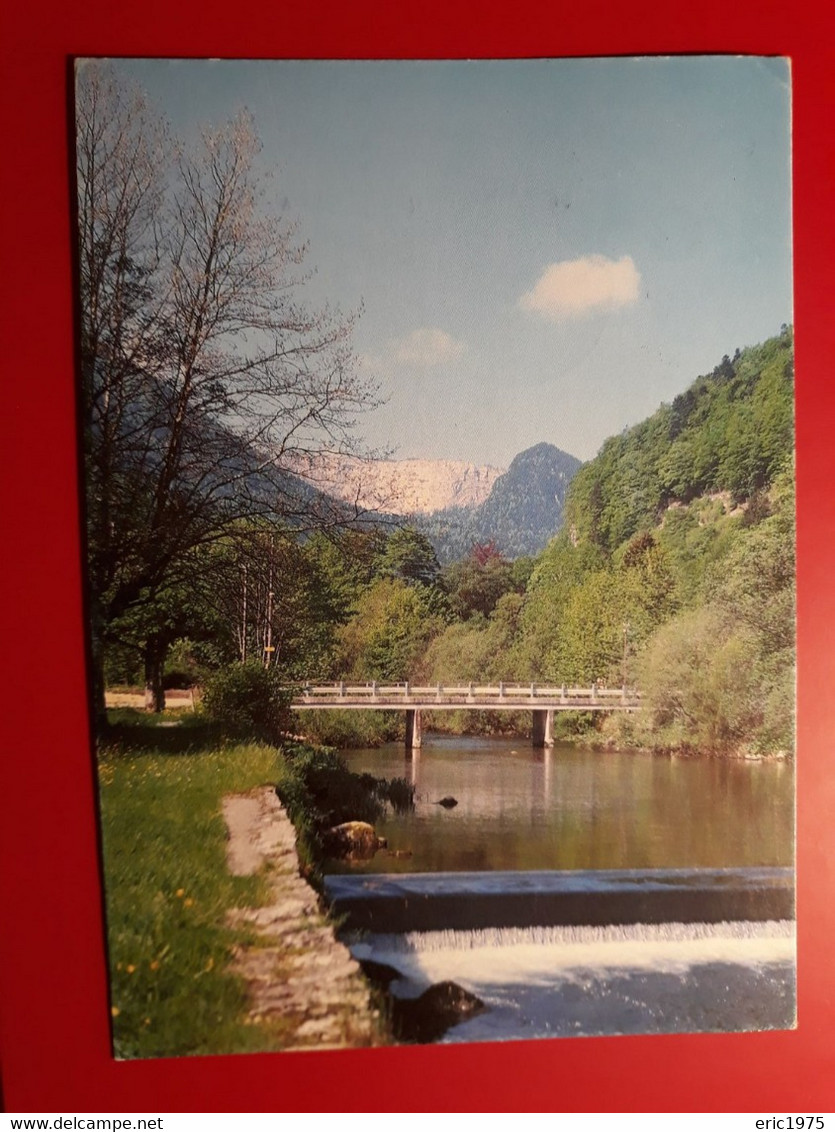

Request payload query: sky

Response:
[105,57,792,467]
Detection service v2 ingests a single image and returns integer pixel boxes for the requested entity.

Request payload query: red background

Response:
[1,0,833,1113]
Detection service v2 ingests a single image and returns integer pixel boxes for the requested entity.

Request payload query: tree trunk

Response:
[143,639,166,713]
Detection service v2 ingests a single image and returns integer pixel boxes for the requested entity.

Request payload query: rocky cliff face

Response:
[292,454,504,515]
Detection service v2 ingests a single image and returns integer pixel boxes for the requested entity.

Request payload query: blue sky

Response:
[112,57,792,466]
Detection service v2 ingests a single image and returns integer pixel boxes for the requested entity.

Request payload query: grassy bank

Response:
[98,740,293,1058]
[98,715,406,1057]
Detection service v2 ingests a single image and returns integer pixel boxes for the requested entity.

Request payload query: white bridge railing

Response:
[291,682,641,710]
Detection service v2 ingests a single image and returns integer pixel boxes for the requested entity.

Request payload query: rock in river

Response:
[392,981,486,1044]
[323,821,387,860]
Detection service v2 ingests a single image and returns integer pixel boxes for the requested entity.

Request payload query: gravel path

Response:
[223,786,378,1051]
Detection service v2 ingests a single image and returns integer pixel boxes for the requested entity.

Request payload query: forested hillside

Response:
[564,328,794,552]
[420,327,796,755]
[109,328,794,758]
[417,442,581,562]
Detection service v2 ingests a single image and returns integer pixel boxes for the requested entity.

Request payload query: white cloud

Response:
[519,255,641,320]
[391,327,466,366]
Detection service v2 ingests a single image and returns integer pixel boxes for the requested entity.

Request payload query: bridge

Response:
[291,682,641,749]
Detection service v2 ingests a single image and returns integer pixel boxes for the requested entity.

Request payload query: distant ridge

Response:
[290,453,504,515]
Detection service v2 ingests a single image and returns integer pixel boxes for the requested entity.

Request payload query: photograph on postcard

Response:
[74,57,795,1057]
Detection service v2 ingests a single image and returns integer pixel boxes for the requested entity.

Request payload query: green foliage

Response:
[277,742,414,866]
[442,550,519,620]
[297,708,403,749]
[278,743,383,831]
[550,711,599,741]
[711,483,795,654]
[205,525,348,678]
[636,608,766,752]
[512,533,605,679]
[162,638,205,688]
[202,662,292,743]
[305,528,389,621]
[424,592,525,684]
[103,568,232,700]
[424,620,497,684]
[564,329,794,554]
[378,526,442,587]
[516,329,797,755]
[336,576,446,681]
[633,477,795,757]
[545,569,633,684]
[656,500,742,607]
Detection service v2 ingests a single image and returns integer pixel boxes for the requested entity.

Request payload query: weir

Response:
[323,867,795,935]
[347,919,797,1040]
[321,738,796,1042]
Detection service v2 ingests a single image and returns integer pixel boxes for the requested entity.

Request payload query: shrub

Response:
[276,742,416,870]
[297,708,402,748]
[277,743,383,849]
[202,662,291,743]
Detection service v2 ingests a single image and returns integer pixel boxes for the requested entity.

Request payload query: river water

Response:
[330,735,794,874]
[327,735,795,1041]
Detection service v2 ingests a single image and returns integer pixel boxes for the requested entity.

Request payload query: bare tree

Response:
[75,63,379,718]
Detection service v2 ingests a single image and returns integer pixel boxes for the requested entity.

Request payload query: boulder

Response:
[393,980,486,1043]
[323,821,387,860]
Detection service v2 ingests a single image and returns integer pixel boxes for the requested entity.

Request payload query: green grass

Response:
[97,715,400,1057]
[104,706,219,749]
[98,740,299,1058]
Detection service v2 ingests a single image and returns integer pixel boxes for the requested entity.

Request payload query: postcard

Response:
[74,56,795,1059]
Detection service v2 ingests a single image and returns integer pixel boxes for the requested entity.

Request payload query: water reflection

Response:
[331,735,794,875]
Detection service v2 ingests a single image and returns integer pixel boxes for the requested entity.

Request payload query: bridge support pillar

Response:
[405,709,422,750]
[532,708,554,748]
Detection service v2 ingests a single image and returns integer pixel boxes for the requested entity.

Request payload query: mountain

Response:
[288,444,582,563]
[288,453,504,515]
[416,442,583,562]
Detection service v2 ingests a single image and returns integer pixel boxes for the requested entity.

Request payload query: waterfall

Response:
[349,919,795,990]
[349,920,796,1041]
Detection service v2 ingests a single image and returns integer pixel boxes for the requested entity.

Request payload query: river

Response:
[328,734,794,874]
[323,734,795,1042]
